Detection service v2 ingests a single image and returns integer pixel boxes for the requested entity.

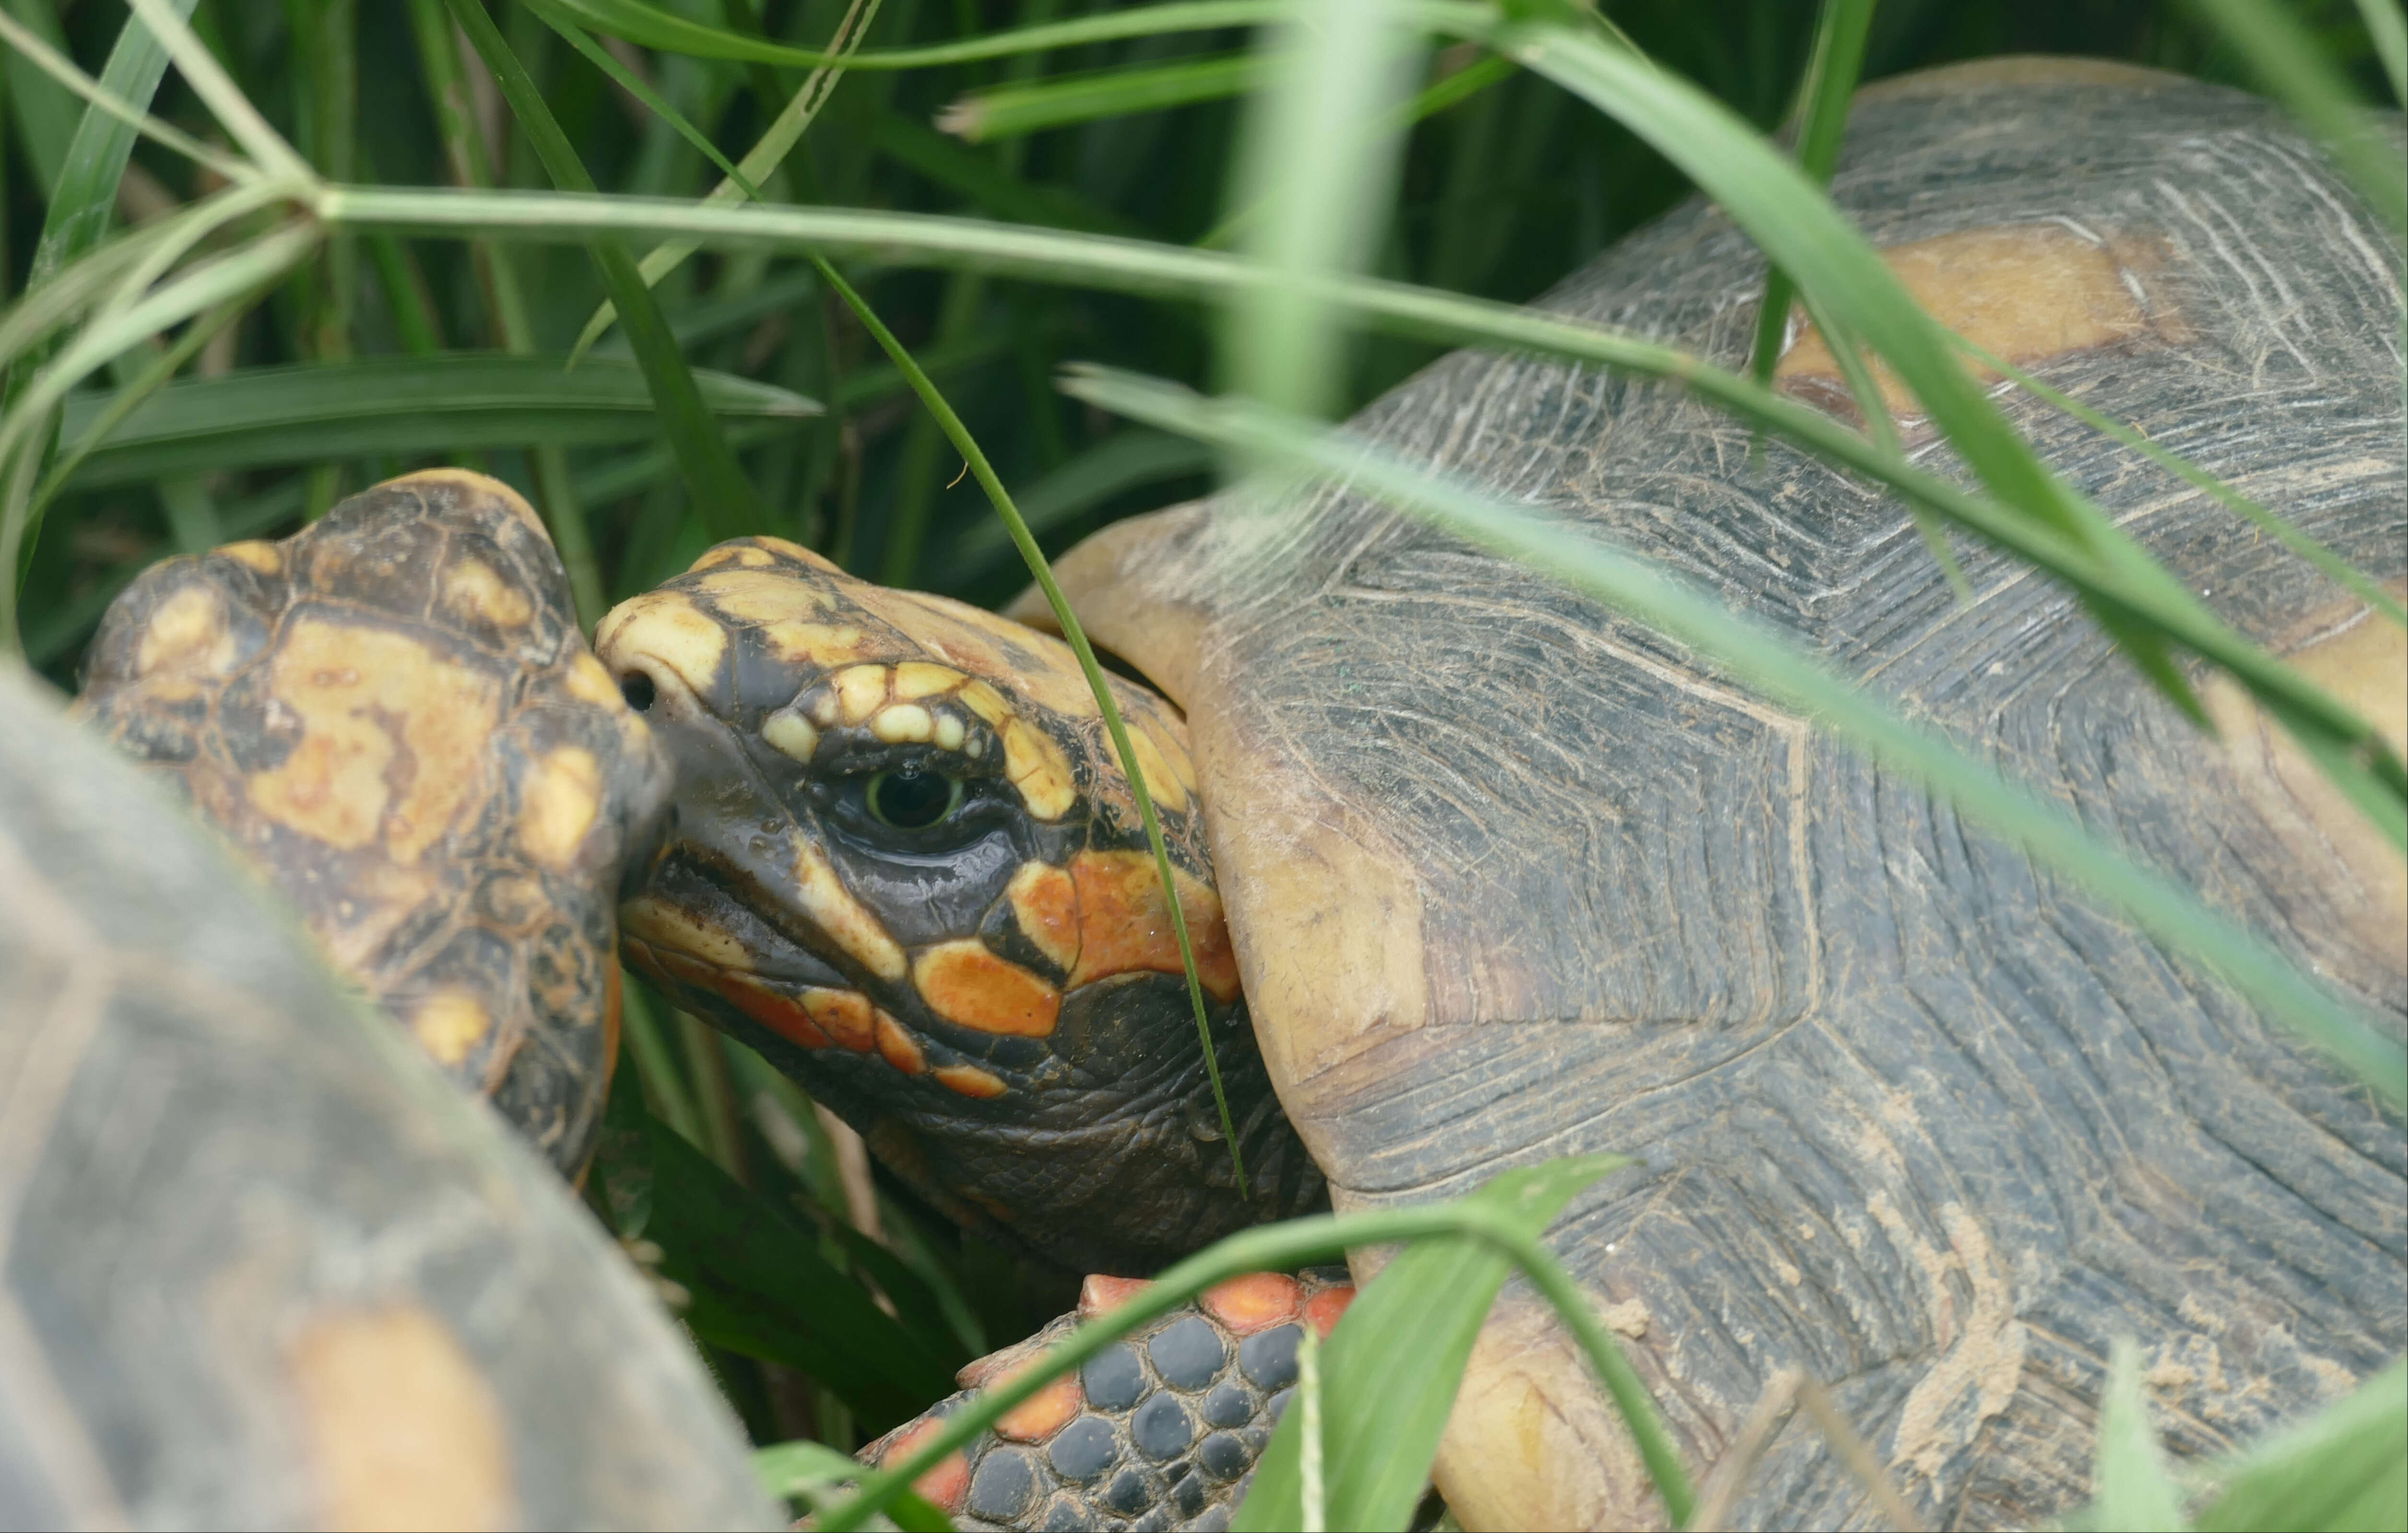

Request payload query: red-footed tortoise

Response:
[9,55,2403,1533]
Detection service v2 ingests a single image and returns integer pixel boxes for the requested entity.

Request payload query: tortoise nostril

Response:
[621,673,656,712]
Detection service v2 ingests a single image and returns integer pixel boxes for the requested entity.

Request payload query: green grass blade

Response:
[1959,334,2407,631]
[872,112,1134,235]
[1061,366,2408,1112]
[1745,0,1874,386]
[552,0,1286,71]
[754,1440,953,1530]
[821,1162,1691,1533]
[34,289,251,510]
[322,184,2406,833]
[2183,0,2406,236]
[1226,0,1424,421]
[526,0,762,198]
[940,55,1257,143]
[810,252,1250,1197]
[2190,1359,2407,1532]
[565,0,884,365]
[441,0,765,543]
[54,354,815,488]
[1232,1162,1636,1532]
[2093,1338,2190,1532]
[945,428,1214,582]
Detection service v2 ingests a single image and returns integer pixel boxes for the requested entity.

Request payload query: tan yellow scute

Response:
[287,1303,516,1533]
[1777,222,2188,420]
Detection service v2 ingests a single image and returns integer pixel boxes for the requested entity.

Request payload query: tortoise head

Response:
[596,537,1319,1273]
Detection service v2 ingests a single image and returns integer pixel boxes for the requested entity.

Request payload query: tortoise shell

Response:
[1040,62,2406,1529]
[0,479,768,1525]
[76,471,673,1175]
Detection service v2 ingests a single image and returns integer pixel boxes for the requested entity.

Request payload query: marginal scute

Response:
[518,746,603,872]
[133,584,237,697]
[440,557,535,627]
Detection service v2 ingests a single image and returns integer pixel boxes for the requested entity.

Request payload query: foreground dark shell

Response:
[0,656,771,1527]
[1051,60,2407,1528]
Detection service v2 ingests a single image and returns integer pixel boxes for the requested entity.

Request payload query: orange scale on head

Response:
[1065,850,1240,1003]
[1202,1273,1301,1335]
[1076,1274,1152,1320]
[873,1010,926,1075]
[714,971,831,1050]
[994,1370,1084,1443]
[933,1063,1008,1099]
[913,941,1061,1038]
[802,989,878,1052]
[874,1418,969,1514]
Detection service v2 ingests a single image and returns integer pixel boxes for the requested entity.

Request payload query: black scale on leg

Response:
[870,1268,1347,1531]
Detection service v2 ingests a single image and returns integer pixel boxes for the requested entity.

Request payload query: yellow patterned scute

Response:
[76,470,674,1177]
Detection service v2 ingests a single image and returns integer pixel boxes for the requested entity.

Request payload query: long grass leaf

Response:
[1062,366,2408,1111]
[322,184,2406,832]
[810,253,1249,1196]
[940,54,1256,142]
[441,0,764,542]
[2356,0,2408,106]
[2190,1359,2407,1532]
[0,0,81,191]
[553,0,1284,71]
[1959,334,2407,631]
[34,288,253,509]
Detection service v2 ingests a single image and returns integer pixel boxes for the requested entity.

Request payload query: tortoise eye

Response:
[864,768,963,831]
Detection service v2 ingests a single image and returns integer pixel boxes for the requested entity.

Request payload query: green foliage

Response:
[3,1,2402,1530]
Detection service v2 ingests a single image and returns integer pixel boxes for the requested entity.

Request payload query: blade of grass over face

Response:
[551,0,1286,71]
[53,354,816,488]
[2183,0,2407,236]
[820,1160,1692,1533]
[565,0,883,365]
[1224,0,1425,422]
[1959,334,2407,632]
[322,183,2408,843]
[1062,366,2408,1112]
[441,0,765,545]
[1233,1161,1662,1531]
[940,54,1257,143]
[809,253,1250,1198]
[1743,0,1874,388]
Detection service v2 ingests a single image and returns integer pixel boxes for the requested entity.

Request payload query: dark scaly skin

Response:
[0,480,768,1526]
[598,538,1324,1277]
[77,470,672,1175]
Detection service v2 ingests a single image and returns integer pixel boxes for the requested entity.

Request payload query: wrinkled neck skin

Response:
[598,536,1323,1275]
